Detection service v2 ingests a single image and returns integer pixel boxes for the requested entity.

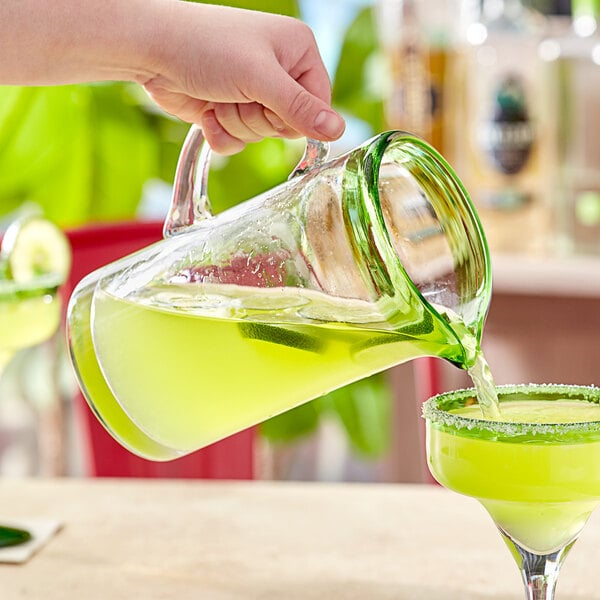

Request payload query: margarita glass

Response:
[0,214,70,546]
[424,383,600,600]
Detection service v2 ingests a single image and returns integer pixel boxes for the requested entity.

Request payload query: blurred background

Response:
[1,0,599,484]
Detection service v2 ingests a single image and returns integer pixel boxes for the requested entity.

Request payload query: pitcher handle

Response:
[164,124,330,238]
[164,125,211,238]
[289,137,330,179]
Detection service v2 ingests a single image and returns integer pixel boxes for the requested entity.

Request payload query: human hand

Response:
[142,2,346,154]
[0,0,345,155]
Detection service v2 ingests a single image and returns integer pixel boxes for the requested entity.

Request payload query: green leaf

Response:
[325,373,392,458]
[208,138,303,213]
[0,84,160,226]
[260,400,321,444]
[188,0,300,17]
[260,373,393,458]
[331,6,386,133]
[0,86,92,223]
[85,84,159,220]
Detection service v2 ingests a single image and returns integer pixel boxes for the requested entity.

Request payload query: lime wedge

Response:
[0,525,31,548]
[1,217,71,284]
[352,332,410,354]
[238,322,324,353]
[397,310,434,336]
[352,312,434,359]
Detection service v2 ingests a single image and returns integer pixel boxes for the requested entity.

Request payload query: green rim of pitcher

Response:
[341,130,492,361]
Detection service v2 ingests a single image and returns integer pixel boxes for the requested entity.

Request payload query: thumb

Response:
[264,74,345,141]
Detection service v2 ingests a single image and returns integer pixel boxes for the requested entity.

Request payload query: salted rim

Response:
[422,383,600,436]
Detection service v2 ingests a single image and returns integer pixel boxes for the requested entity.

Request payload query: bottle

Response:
[375,0,459,155]
[454,0,555,255]
[541,0,600,255]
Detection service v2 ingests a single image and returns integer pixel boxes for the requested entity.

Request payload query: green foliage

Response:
[0,84,159,226]
[260,400,321,443]
[260,373,392,458]
[208,138,304,213]
[327,372,392,458]
[331,5,385,134]
[192,0,300,16]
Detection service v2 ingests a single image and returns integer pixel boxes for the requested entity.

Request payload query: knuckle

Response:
[283,17,314,42]
[287,88,315,122]
[214,105,261,141]
[238,104,263,127]
[205,131,245,156]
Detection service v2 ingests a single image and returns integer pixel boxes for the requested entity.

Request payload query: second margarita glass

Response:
[424,383,600,600]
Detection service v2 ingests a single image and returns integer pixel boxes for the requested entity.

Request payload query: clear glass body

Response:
[424,383,600,600]
[67,126,491,461]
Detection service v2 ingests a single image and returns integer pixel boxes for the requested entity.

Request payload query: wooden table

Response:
[2,478,600,599]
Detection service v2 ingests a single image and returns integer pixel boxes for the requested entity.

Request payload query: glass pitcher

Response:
[66,126,491,461]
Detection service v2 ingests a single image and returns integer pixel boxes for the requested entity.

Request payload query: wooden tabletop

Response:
[1,478,600,599]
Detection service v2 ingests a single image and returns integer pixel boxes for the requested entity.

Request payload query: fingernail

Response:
[314,111,345,139]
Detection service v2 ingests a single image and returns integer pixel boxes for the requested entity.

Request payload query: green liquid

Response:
[428,399,600,554]
[0,293,61,374]
[69,282,475,460]
[467,352,500,420]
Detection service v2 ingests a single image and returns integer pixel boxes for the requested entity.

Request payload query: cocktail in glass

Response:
[0,280,62,375]
[0,215,70,546]
[424,383,600,599]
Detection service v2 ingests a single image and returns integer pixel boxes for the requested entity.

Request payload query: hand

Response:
[0,0,345,155]
[143,2,346,154]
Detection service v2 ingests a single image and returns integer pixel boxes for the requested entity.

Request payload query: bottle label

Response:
[479,75,535,176]
[388,43,434,141]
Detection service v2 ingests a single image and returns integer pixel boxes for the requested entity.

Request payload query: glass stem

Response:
[499,529,576,600]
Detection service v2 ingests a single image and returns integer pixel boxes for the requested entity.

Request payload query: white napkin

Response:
[0,519,62,564]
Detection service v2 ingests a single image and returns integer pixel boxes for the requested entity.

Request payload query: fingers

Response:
[202,70,345,154]
[237,104,298,139]
[146,79,293,154]
[144,66,344,155]
[280,80,345,141]
[213,103,291,142]
[253,66,345,143]
[203,103,301,155]
[144,81,208,124]
[201,105,303,155]
[202,46,345,153]
[200,110,246,155]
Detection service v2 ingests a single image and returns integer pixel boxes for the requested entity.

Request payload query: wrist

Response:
[135,0,220,87]
[84,0,167,85]
[116,0,178,85]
